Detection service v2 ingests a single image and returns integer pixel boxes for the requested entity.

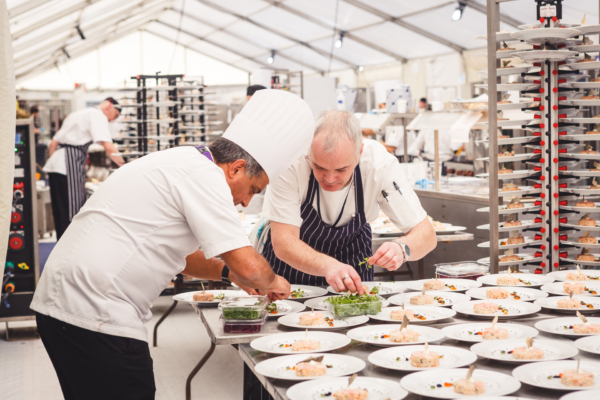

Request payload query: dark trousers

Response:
[48,173,70,239]
[36,313,156,400]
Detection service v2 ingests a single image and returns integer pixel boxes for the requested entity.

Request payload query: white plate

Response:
[465,287,548,302]
[478,220,542,233]
[567,82,600,89]
[368,306,456,324]
[388,291,471,308]
[479,49,525,59]
[511,28,582,44]
[346,324,445,347]
[289,285,328,300]
[475,135,541,145]
[477,153,541,163]
[441,322,539,343]
[471,339,579,363]
[278,311,368,330]
[478,238,542,250]
[570,44,600,53]
[478,255,540,266]
[562,170,600,177]
[560,256,600,267]
[481,119,535,128]
[560,203,600,212]
[535,316,600,337]
[250,331,351,355]
[254,353,365,381]
[477,273,554,287]
[493,66,534,76]
[561,186,600,194]
[574,335,600,355]
[535,295,600,314]
[513,50,579,62]
[403,278,481,292]
[547,270,600,282]
[476,83,539,92]
[540,281,600,296]
[476,32,521,42]
[326,281,403,296]
[476,203,539,215]
[562,239,600,249]
[560,390,600,400]
[561,134,600,141]
[303,296,391,312]
[266,300,306,318]
[172,290,249,305]
[368,345,477,372]
[568,60,600,71]
[400,368,521,399]
[477,170,539,180]
[287,377,408,400]
[574,24,600,35]
[563,99,600,107]
[372,223,466,236]
[513,360,600,391]
[561,221,600,231]
[452,300,541,319]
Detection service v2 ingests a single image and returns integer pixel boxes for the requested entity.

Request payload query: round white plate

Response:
[499,187,542,198]
[452,300,541,319]
[535,316,600,337]
[477,273,554,287]
[478,255,540,266]
[493,66,533,76]
[548,270,600,282]
[563,99,600,107]
[173,290,249,305]
[465,287,548,302]
[561,221,600,231]
[560,256,600,267]
[368,306,456,324]
[278,311,368,330]
[476,134,540,145]
[561,133,600,141]
[476,83,539,92]
[574,335,600,355]
[266,300,306,318]
[478,238,542,250]
[289,285,328,300]
[477,153,541,163]
[441,322,538,343]
[250,331,351,355]
[535,295,600,314]
[512,360,600,391]
[477,220,542,233]
[567,82,600,89]
[368,345,477,372]
[388,291,471,308]
[303,296,390,312]
[541,281,600,296]
[561,186,600,194]
[478,170,539,180]
[326,281,403,296]
[485,119,535,128]
[470,339,579,363]
[403,278,481,292]
[560,390,600,400]
[513,50,579,62]
[560,203,600,212]
[287,377,408,400]
[568,60,600,71]
[373,224,466,236]
[574,24,600,34]
[400,368,521,399]
[254,353,366,381]
[561,239,600,249]
[346,324,445,347]
[511,28,582,44]
[476,203,539,215]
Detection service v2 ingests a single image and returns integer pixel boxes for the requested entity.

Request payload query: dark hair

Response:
[247,85,267,97]
[210,137,265,178]
[419,98,427,103]
[30,105,39,113]
[104,97,121,111]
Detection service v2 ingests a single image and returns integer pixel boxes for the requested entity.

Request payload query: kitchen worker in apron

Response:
[31,90,314,400]
[43,97,125,239]
[258,110,438,294]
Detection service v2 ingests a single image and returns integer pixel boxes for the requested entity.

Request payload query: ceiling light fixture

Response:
[335,31,345,49]
[267,50,275,64]
[358,66,364,72]
[451,2,466,21]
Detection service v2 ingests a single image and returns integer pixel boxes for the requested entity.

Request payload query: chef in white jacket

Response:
[408,129,461,162]
[30,90,314,400]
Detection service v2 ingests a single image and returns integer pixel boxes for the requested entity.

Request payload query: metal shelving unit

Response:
[271,70,304,98]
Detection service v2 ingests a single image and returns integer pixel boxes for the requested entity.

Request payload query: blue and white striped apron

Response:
[262,165,373,285]
[62,142,91,220]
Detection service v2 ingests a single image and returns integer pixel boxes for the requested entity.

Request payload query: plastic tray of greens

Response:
[325,293,384,318]
[220,295,269,320]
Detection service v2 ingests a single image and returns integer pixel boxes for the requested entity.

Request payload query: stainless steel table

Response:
[237,310,600,400]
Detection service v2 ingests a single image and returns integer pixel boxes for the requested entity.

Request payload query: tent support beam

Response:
[8,0,49,19]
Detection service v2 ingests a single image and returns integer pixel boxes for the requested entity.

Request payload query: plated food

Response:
[286,376,408,400]
[368,344,477,372]
[266,300,306,317]
[288,285,328,300]
[466,286,548,302]
[326,281,402,296]
[478,273,554,287]
[548,269,600,282]
[512,360,600,391]
[403,278,481,292]
[250,331,352,355]
[253,354,366,381]
[535,315,600,337]
[346,323,445,347]
[541,281,600,296]
[369,305,456,324]
[442,322,539,343]
[389,291,471,307]
[278,310,368,330]
[470,338,579,363]
[452,299,542,319]
[173,290,249,305]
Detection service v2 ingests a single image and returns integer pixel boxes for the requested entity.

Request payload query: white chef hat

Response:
[223,89,314,182]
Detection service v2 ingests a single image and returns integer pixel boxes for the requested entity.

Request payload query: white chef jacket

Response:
[31,147,250,342]
[43,107,113,175]
[408,129,461,162]
[261,139,427,232]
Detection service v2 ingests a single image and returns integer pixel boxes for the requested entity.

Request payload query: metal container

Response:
[435,261,489,281]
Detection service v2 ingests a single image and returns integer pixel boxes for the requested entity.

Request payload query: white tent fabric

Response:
[7,0,600,90]
[1,0,16,283]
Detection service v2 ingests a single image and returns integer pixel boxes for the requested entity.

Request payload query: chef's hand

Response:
[228,272,259,296]
[369,242,404,271]
[260,275,291,301]
[325,262,365,295]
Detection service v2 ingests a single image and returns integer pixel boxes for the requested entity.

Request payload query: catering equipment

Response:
[435,261,489,281]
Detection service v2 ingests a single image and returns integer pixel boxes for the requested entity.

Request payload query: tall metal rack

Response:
[271,70,304,98]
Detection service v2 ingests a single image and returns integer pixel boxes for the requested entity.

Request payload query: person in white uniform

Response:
[43,98,125,239]
[408,129,462,163]
[30,90,314,400]
[259,110,438,294]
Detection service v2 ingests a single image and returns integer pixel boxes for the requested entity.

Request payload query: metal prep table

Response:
[237,310,599,400]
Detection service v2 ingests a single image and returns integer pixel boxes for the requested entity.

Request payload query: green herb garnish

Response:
[291,289,306,298]
[358,257,372,268]
[267,302,278,314]
[215,293,225,300]
[325,293,382,317]
[369,286,379,295]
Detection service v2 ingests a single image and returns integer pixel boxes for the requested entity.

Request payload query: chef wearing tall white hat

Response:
[30,90,314,400]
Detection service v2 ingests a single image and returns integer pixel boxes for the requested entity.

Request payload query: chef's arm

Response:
[48,139,59,157]
[270,221,366,295]
[99,141,125,167]
[394,217,437,260]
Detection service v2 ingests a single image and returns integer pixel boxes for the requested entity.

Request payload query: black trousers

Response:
[48,173,70,240]
[36,313,156,400]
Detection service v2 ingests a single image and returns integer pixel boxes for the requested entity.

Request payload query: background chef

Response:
[30,90,314,400]
[258,110,437,294]
[43,97,125,239]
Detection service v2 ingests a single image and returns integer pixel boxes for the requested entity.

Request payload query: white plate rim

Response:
[451,299,541,318]
[441,322,539,343]
[388,291,471,308]
[286,376,408,400]
[346,323,445,346]
[465,287,549,301]
[534,316,600,337]
[470,339,579,363]
[368,345,477,372]
[368,305,456,324]
[512,360,600,391]
[254,353,366,381]
[249,331,352,354]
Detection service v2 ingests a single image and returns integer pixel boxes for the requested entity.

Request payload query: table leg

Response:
[419,258,425,279]
[152,300,178,347]
[186,341,216,400]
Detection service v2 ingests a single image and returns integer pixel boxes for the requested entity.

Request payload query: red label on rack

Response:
[557,61,565,66]
[559,218,567,223]
[534,201,542,206]
[558,114,567,118]
[558,166,567,171]
[534,80,541,84]
[534,149,542,154]
[559,200,567,205]
[534,184,542,188]
[535,252,543,257]
[534,131,542,136]
[559,235,567,240]
[558,79,566,83]
[558,131,566,135]
[534,114,542,119]
[558,149,566,153]
[535,234,543,240]
[558,96,567,101]
[533,45,541,50]
[557,43,566,48]
[534,166,542,171]
[534,97,542,101]
[560,252,568,258]
[535,218,543,223]
[534,63,542,67]
[559,183,567,188]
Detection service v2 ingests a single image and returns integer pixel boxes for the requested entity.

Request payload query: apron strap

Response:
[354,164,366,214]
[315,171,354,229]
